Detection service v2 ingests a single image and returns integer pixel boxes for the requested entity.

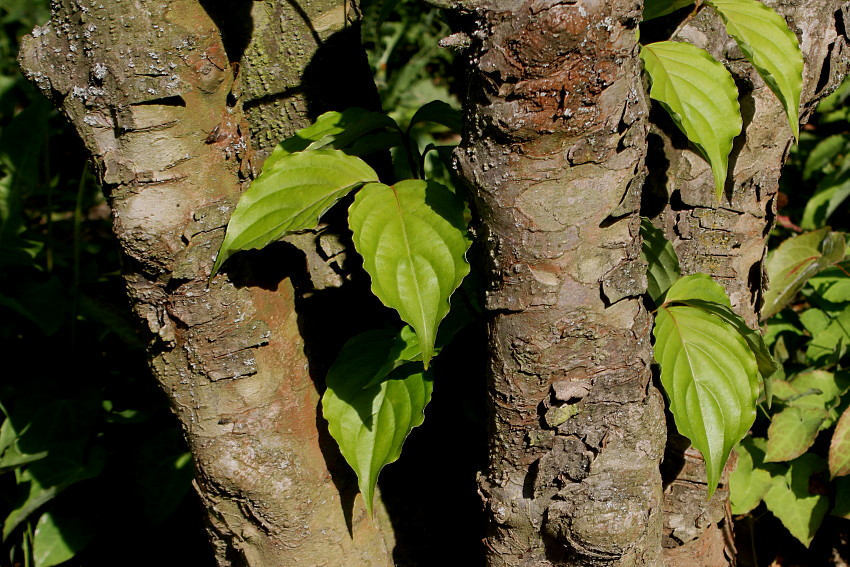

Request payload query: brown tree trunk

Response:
[453,1,666,565]
[643,3,850,565]
[19,1,393,565]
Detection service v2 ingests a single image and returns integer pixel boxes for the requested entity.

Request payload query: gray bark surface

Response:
[19,1,393,565]
[453,1,665,565]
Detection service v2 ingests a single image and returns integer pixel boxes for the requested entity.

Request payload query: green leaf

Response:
[801,169,850,230]
[764,406,827,462]
[730,436,782,514]
[763,454,829,547]
[322,331,433,515]
[643,0,695,21]
[263,108,402,170]
[705,0,803,139]
[808,264,850,304]
[804,306,850,366]
[349,180,471,367]
[762,228,847,320]
[640,217,681,305]
[407,100,462,134]
[830,405,850,478]
[833,476,850,518]
[640,41,742,199]
[788,370,850,415]
[803,134,849,180]
[654,277,760,494]
[213,150,379,275]
[33,511,93,567]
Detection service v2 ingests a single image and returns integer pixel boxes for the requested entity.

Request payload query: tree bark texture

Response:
[19,1,393,565]
[454,1,665,565]
[641,3,850,564]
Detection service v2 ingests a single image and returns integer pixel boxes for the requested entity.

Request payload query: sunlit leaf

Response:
[808,264,850,304]
[762,228,847,320]
[764,406,827,462]
[322,330,433,515]
[730,436,781,514]
[213,150,379,275]
[830,405,850,478]
[640,41,742,199]
[763,454,829,547]
[706,0,803,139]
[654,276,760,494]
[349,180,470,367]
[640,217,681,305]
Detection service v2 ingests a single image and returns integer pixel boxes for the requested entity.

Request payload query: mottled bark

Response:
[19,1,392,565]
[642,3,850,564]
[453,1,665,565]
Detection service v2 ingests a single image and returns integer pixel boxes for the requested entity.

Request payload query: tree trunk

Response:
[643,3,850,564]
[453,1,666,565]
[18,1,393,565]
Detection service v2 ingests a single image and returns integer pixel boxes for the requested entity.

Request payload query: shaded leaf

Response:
[832,476,850,518]
[407,100,462,133]
[706,0,803,139]
[763,454,829,547]
[640,41,742,198]
[643,0,695,21]
[805,308,850,366]
[137,429,194,524]
[801,169,850,230]
[762,228,847,320]
[807,264,850,304]
[263,108,401,170]
[349,180,470,367]
[214,150,379,275]
[654,276,760,494]
[639,217,681,305]
[33,511,93,567]
[322,331,433,515]
[803,134,849,180]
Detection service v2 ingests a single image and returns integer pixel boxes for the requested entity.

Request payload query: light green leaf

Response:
[349,180,471,367]
[730,436,782,514]
[263,108,401,170]
[322,331,433,515]
[706,0,802,139]
[640,41,742,199]
[763,454,829,547]
[788,370,850,415]
[33,511,93,567]
[805,307,850,366]
[762,228,847,320]
[764,406,827,462]
[654,283,759,494]
[643,0,695,21]
[830,405,850,478]
[639,217,681,305]
[213,150,379,275]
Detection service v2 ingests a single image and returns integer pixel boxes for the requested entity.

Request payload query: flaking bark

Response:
[19,1,393,565]
[453,1,665,565]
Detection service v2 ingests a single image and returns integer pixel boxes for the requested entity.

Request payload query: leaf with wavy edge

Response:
[349,180,470,367]
[706,0,803,139]
[322,330,433,515]
[640,41,742,199]
[655,275,759,494]
[763,454,828,547]
[213,150,379,275]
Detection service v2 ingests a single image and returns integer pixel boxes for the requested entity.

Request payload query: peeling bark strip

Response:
[644,2,850,563]
[19,2,393,565]
[454,1,665,565]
